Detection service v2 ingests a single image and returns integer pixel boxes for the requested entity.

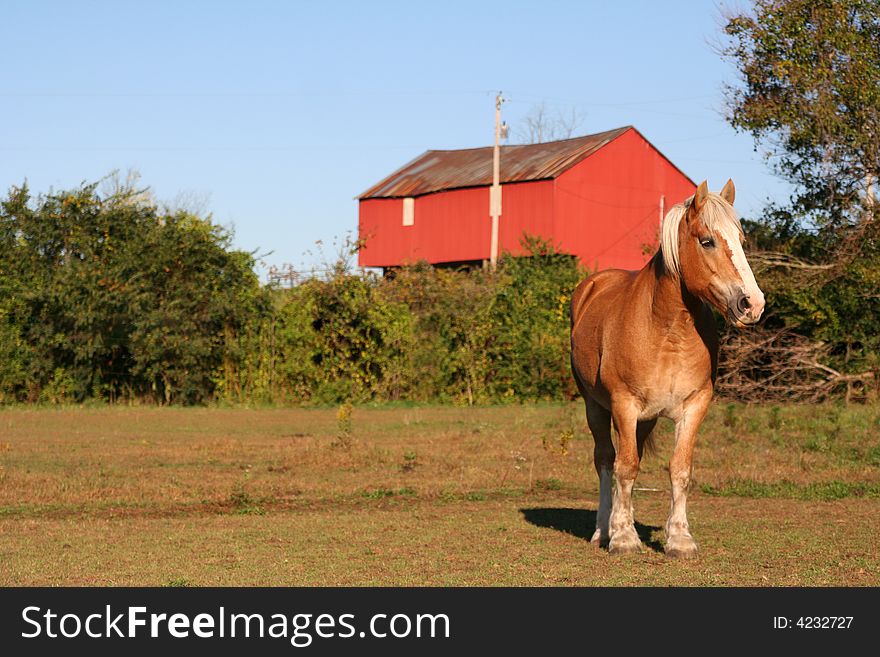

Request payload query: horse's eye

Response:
[699,237,715,249]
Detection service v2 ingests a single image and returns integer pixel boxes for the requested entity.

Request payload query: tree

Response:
[720,0,880,399]
[722,0,879,232]
[516,103,585,144]
[0,178,268,404]
[128,211,266,404]
[488,236,585,400]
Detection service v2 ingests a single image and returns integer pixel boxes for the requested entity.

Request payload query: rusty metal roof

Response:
[358,126,632,199]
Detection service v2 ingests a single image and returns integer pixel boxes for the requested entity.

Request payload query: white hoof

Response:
[608,528,642,554]
[665,534,698,559]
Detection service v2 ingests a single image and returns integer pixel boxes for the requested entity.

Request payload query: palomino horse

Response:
[570,179,764,558]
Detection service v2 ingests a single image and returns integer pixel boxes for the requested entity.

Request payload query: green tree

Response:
[274,271,414,404]
[723,0,879,231]
[128,211,266,404]
[380,263,496,404]
[721,0,880,393]
[0,177,267,404]
[488,236,585,400]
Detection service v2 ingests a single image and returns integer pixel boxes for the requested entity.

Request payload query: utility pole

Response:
[490,92,507,270]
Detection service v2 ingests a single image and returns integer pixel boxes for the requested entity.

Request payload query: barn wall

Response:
[359,128,696,270]
[407,186,490,264]
[358,197,406,267]
[498,179,555,256]
[359,181,558,267]
[358,187,491,267]
[553,128,695,272]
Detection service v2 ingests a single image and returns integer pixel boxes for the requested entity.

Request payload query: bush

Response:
[2,176,872,406]
[0,179,267,404]
[273,272,414,403]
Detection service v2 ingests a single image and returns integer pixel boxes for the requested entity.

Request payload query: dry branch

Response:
[716,327,876,403]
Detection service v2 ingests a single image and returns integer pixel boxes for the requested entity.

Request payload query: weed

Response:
[534,478,563,491]
[229,490,264,515]
[333,402,353,449]
[542,430,573,456]
[804,436,830,453]
[723,403,739,428]
[768,406,782,430]
[362,488,394,499]
[438,489,457,502]
[559,429,573,456]
[362,487,416,499]
[163,578,194,587]
[400,450,418,473]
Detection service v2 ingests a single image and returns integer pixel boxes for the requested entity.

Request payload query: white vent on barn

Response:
[402,197,414,226]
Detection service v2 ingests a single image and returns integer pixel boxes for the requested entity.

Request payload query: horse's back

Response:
[570,268,637,401]
[570,269,635,331]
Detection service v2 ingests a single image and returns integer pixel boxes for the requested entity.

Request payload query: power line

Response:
[590,205,660,260]
[507,91,717,107]
[555,184,660,210]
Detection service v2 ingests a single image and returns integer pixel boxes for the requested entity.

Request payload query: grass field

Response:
[1,402,878,586]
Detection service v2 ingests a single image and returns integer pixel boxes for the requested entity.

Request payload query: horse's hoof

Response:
[608,534,642,555]
[665,537,698,560]
[665,547,698,560]
[590,528,609,548]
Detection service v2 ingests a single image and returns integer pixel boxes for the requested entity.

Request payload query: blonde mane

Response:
[660,192,743,278]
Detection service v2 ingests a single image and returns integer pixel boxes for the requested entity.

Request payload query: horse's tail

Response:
[570,278,595,332]
[637,421,659,459]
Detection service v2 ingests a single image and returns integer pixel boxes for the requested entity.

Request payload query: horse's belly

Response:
[638,392,682,421]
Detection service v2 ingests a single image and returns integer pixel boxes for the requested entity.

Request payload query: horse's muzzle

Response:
[729,291,764,326]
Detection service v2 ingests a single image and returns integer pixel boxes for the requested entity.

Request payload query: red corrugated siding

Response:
[358,180,556,267]
[358,197,406,267]
[358,188,491,267]
[498,180,555,256]
[408,187,490,263]
[553,128,695,272]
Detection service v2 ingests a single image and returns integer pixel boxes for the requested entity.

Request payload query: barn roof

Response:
[358,126,632,199]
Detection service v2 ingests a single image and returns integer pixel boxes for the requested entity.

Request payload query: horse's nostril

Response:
[737,295,751,313]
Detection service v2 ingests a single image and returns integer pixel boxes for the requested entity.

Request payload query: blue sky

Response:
[1,0,789,277]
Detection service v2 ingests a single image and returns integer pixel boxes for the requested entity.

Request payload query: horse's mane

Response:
[659,192,743,278]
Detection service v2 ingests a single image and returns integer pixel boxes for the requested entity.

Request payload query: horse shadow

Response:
[520,507,664,553]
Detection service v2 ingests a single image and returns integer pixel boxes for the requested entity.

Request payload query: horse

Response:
[570,179,764,558]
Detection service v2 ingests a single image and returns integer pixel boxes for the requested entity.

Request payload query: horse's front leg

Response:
[666,388,712,559]
[608,399,642,554]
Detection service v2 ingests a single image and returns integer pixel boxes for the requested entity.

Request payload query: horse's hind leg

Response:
[585,397,613,546]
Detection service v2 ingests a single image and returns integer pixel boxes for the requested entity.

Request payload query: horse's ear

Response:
[693,180,708,214]
[720,178,735,205]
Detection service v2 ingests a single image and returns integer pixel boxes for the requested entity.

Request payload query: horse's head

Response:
[662,179,765,327]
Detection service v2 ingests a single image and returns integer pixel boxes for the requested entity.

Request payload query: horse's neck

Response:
[641,254,704,327]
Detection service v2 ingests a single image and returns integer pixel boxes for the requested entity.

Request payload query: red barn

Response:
[357,126,695,272]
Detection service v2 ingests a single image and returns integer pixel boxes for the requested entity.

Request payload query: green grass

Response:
[0,402,878,586]
[701,479,880,501]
